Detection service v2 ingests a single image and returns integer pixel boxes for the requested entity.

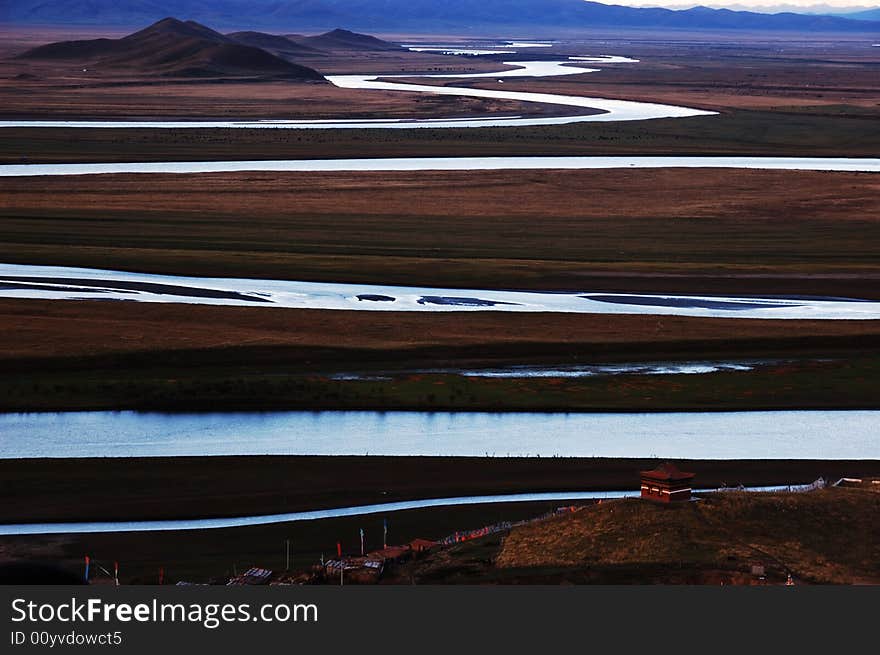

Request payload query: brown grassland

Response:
[1,298,879,411]
[2,169,879,296]
[8,300,880,362]
[428,37,880,114]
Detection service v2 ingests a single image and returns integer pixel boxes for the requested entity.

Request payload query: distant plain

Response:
[1,28,879,413]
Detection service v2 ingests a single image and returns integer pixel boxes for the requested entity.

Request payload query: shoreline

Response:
[2,455,877,524]
[2,298,878,413]
[4,489,874,585]
[4,404,880,415]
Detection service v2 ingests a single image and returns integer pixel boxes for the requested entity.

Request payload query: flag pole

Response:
[337,541,343,586]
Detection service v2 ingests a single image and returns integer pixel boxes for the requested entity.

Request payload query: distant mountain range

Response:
[3,0,879,33]
[845,7,880,19]
[229,27,401,59]
[633,3,880,16]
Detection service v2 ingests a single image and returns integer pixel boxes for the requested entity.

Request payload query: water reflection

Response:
[0,410,876,460]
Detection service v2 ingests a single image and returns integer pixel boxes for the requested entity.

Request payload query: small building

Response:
[640,462,695,503]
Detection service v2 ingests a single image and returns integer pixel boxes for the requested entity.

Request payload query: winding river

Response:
[2,263,879,318]
[0,59,715,129]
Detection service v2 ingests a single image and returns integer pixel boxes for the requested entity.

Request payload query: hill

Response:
[289,28,402,52]
[397,488,880,584]
[225,31,323,58]
[225,28,400,58]
[843,8,880,20]
[17,17,325,80]
[3,0,879,32]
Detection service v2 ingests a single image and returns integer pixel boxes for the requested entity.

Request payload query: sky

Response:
[613,1,876,9]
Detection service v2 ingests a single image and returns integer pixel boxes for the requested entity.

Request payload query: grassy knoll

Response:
[398,488,880,584]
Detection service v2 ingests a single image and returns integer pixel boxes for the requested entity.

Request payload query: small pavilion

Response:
[640,462,695,503]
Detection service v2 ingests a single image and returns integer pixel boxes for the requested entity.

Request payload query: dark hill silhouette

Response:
[226,31,323,58]
[17,38,120,60]
[129,16,231,42]
[4,0,879,33]
[19,17,325,80]
[290,28,402,52]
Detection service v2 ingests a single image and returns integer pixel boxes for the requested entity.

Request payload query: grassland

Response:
[2,130,878,415]
[3,108,880,164]
[2,299,880,411]
[5,352,880,412]
[5,137,877,414]
[2,168,879,296]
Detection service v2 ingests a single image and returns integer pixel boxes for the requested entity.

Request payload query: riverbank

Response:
[2,168,878,297]
[4,357,880,413]
[0,499,579,584]
[3,486,876,585]
[3,456,878,523]
[2,299,879,412]
[3,109,879,163]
